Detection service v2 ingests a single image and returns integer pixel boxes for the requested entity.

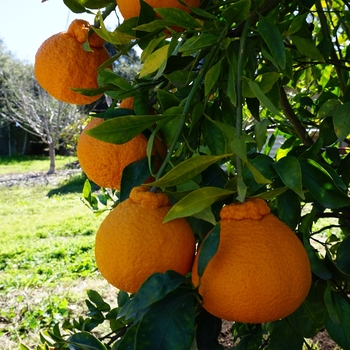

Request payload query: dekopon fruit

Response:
[117,0,200,20]
[192,198,312,323]
[95,186,196,293]
[34,19,110,105]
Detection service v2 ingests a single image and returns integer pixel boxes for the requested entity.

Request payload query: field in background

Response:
[0,156,115,349]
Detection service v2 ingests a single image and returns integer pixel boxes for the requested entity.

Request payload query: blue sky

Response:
[0,0,119,64]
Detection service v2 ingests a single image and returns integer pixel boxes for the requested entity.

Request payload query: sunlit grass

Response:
[0,155,78,175]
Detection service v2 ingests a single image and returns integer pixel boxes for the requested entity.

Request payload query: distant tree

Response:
[0,42,87,174]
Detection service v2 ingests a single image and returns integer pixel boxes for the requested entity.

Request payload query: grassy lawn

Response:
[0,155,79,175]
[0,156,115,349]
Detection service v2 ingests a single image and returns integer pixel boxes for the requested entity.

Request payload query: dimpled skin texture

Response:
[192,198,312,323]
[117,0,200,20]
[34,19,110,105]
[77,118,149,190]
[95,186,196,294]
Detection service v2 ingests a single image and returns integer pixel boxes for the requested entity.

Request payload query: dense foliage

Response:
[28,0,350,349]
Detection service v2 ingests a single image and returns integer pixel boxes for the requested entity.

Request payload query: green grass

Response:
[0,156,113,348]
[0,155,78,174]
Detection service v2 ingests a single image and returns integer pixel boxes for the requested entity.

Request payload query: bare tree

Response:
[0,51,87,174]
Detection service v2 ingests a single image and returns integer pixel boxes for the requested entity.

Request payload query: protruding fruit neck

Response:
[220,198,270,221]
[129,186,170,209]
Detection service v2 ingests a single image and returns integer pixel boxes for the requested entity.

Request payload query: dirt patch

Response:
[0,169,82,188]
[218,320,341,349]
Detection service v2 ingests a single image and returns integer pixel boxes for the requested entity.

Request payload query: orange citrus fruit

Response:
[77,116,164,190]
[95,186,196,293]
[117,0,200,20]
[192,198,312,323]
[119,96,135,109]
[34,19,110,105]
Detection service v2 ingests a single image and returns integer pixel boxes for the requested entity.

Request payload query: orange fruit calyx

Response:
[130,186,170,209]
[68,19,105,48]
[220,198,271,221]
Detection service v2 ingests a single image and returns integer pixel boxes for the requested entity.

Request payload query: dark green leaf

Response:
[273,156,304,199]
[287,299,325,338]
[135,290,195,350]
[87,290,111,312]
[67,332,107,350]
[196,309,224,350]
[248,80,283,117]
[85,114,174,144]
[118,271,189,321]
[155,7,201,29]
[269,319,304,350]
[205,59,222,96]
[324,290,350,349]
[63,0,87,13]
[277,189,300,230]
[257,15,286,70]
[222,0,251,24]
[299,158,350,209]
[336,235,350,275]
[197,223,220,277]
[291,35,325,62]
[120,157,153,202]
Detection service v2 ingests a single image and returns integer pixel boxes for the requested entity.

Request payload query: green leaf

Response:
[98,69,133,90]
[299,158,350,209]
[120,157,153,202]
[269,319,304,350]
[85,114,175,144]
[136,290,195,350]
[164,187,233,222]
[324,290,350,349]
[287,299,325,338]
[179,34,218,53]
[157,90,180,111]
[63,0,87,13]
[193,206,217,225]
[155,7,201,29]
[222,0,251,24]
[118,271,189,321]
[196,309,224,349]
[332,101,350,141]
[76,0,112,9]
[205,59,222,96]
[286,13,308,36]
[148,154,232,188]
[291,35,326,62]
[87,290,111,312]
[242,72,280,98]
[245,161,272,185]
[248,80,283,117]
[257,15,286,70]
[273,156,305,199]
[139,45,169,78]
[68,332,107,350]
[336,235,350,275]
[254,119,269,151]
[197,223,220,277]
[112,323,137,350]
[276,189,301,230]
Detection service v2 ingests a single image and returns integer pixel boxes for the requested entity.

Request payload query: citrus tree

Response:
[31,0,350,349]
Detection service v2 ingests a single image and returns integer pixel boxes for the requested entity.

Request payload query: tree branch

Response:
[279,86,314,146]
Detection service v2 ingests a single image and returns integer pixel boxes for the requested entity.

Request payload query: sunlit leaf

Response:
[164,187,233,222]
[148,154,232,188]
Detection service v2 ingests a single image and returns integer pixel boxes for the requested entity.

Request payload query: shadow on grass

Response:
[47,173,99,197]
